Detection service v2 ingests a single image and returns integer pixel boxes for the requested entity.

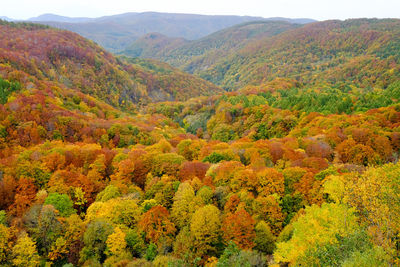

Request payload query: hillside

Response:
[0,20,221,110]
[122,21,301,72]
[29,12,316,52]
[197,19,400,90]
[122,32,189,58]
[0,16,399,267]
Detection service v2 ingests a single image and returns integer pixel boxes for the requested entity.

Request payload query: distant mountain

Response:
[29,12,316,52]
[28,13,93,23]
[0,16,13,21]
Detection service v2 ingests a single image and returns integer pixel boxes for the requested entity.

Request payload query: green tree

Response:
[33,205,63,256]
[0,78,21,104]
[0,211,6,225]
[217,241,266,267]
[81,219,114,263]
[297,229,389,267]
[254,221,275,254]
[96,184,121,202]
[44,193,76,217]
[145,243,158,261]
[125,229,145,257]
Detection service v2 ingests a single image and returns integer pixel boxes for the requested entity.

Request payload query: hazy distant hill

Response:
[122,21,301,72]
[0,16,13,21]
[28,13,93,23]
[28,12,316,52]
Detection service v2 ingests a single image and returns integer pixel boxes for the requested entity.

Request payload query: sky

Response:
[2,0,400,21]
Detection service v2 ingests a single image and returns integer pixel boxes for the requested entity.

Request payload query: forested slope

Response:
[200,19,400,90]
[122,21,301,72]
[0,21,222,111]
[0,18,399,267]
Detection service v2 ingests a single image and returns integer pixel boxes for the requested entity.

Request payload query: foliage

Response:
[274,203,359,265]
[81,219,114,263]
[190,205,222,258]
[0,17,399,267]
[297,229,390,267]
[12,234,41,267]
[0,77,21,104]
[222,208,256,249]
[203,152,234,164]
[201,19,400,91]
[138,205,176,248]
[44,193,76,217]
[0,22,221,112]
[254,221,275,254]
[217,241,267,267]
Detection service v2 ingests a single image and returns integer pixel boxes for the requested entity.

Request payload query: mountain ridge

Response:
[27,13,93,23]
[22,12,316,51]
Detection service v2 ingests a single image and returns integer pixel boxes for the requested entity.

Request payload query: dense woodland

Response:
[121,21,301,71]
[0,17,399,267]
[124,19,400,92]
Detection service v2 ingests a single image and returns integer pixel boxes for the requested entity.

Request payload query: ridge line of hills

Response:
[1,12,316,52]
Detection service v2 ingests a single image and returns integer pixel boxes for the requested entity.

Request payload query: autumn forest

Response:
[0,13,399,267]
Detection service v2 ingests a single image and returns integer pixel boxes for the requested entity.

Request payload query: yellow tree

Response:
[12,234,41,267]
[0,224,9,263]
[231,168,257,193]
[105,227,131,265]
[274,203,358,265]
[252,195,284,234]
[339,163,400,254]
[171,182,199,229]
[106,227,127,256]
[256,167,285,196]
[190,204,222,258]
[177,139,204,161]
[85,198,141,228]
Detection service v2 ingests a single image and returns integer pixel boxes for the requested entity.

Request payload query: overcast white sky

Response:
[2,0,400,20]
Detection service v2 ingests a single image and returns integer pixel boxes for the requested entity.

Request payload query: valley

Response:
[0,12,399,267]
